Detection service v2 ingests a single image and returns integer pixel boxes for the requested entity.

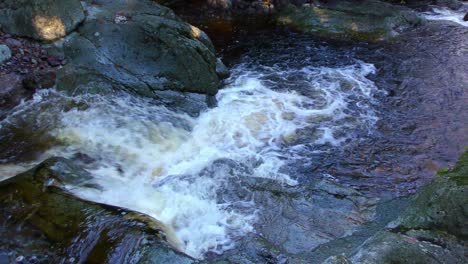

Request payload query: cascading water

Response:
[0,55,381,258]
[421,4,468,27]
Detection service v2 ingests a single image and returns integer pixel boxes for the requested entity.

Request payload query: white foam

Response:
[1,61,381,259]
[422,5,468,27]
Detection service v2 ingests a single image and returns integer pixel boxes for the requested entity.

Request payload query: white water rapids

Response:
[422,4,468,27]
[0,61,380,258]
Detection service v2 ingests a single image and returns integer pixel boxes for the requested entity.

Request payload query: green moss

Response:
[438,150,468,186]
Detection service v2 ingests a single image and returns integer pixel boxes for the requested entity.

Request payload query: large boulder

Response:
[0,0,85,41]
[0,157,193,263]
[277,0,423,42]
[54,0,223,96]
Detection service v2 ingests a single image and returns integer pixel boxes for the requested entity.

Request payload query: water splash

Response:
[422,5,468,27]
[0,60,380,258]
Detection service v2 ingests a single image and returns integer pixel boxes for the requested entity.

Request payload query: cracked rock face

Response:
[0,0,85,41]
[54,0,222,97]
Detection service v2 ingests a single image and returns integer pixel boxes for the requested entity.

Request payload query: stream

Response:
[0,4,467,261]
[0,34,383,258]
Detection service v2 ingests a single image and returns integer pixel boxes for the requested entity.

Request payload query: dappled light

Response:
[0,0,467,263]
[33,15,66,40]
[190,25,202,38]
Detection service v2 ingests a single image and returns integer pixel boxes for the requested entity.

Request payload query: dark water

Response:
[1,13,467,261]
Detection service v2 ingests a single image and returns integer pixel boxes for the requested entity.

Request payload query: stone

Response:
[216,58,230,79]
[276,0,423,42]
[0,157,194,263]
[4,38,22,47]
[22,71,57,91]
[388,151,468,237]
[0,45,12,64]
[55,0,223,96]
[0,73,32,115]
[0,0,85,41]
[344,151,468,264]
[322,255,353,264]
[464,12,468,21]
[349,231,465,264]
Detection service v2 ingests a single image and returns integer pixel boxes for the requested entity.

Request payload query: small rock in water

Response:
[464,12,468,21]
[0,44,12,64]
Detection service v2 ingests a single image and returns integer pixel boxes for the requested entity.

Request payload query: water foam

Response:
[422,5,468,27]
[1,61,380,258]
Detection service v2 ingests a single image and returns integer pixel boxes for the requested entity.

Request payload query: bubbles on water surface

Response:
[0,53,382,258]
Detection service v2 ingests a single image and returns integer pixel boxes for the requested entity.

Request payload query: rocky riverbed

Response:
[0,0,467,263]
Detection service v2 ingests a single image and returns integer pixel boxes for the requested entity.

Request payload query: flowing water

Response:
[422,4,468,27]
[0,38,382,258]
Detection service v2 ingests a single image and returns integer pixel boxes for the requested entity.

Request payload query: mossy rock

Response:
[388,151,468,238]
[0,157,192,263]
[277,0,423,42]
[348,230,466,263]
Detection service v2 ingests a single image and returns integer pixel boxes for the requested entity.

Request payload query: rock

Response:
[464,12,468,21]
[388,151,468,237]
[349,231,465,264]
[0,44,12,64]
[22,71,57,91]
[276,0,423,42]
[201,159,379,262]
[0,73,32,115]
[0,0,85,41]
[4,38,22,48]
[56,0,222,96]
[46,56,63,67]
[342,151,468,264]
[322,255,353,264]
[216,58,230,79]
[0,157,194,263]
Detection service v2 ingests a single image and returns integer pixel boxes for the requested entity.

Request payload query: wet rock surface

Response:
[0,0,85,41]
[55,0,223,97]
[0,0,466,263]
[276,0,423,42]
[0,157,193,263]
[0,45,11,64]
[327,151,468,264]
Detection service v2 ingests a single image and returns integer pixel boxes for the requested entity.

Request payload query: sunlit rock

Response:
[0,0,85,41]
[55,0,223,96]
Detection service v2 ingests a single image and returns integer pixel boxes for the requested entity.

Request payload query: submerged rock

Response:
[54,0,224,97]
[277,0,423,42]
[0,157,193,263]
[0,0,85,41]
